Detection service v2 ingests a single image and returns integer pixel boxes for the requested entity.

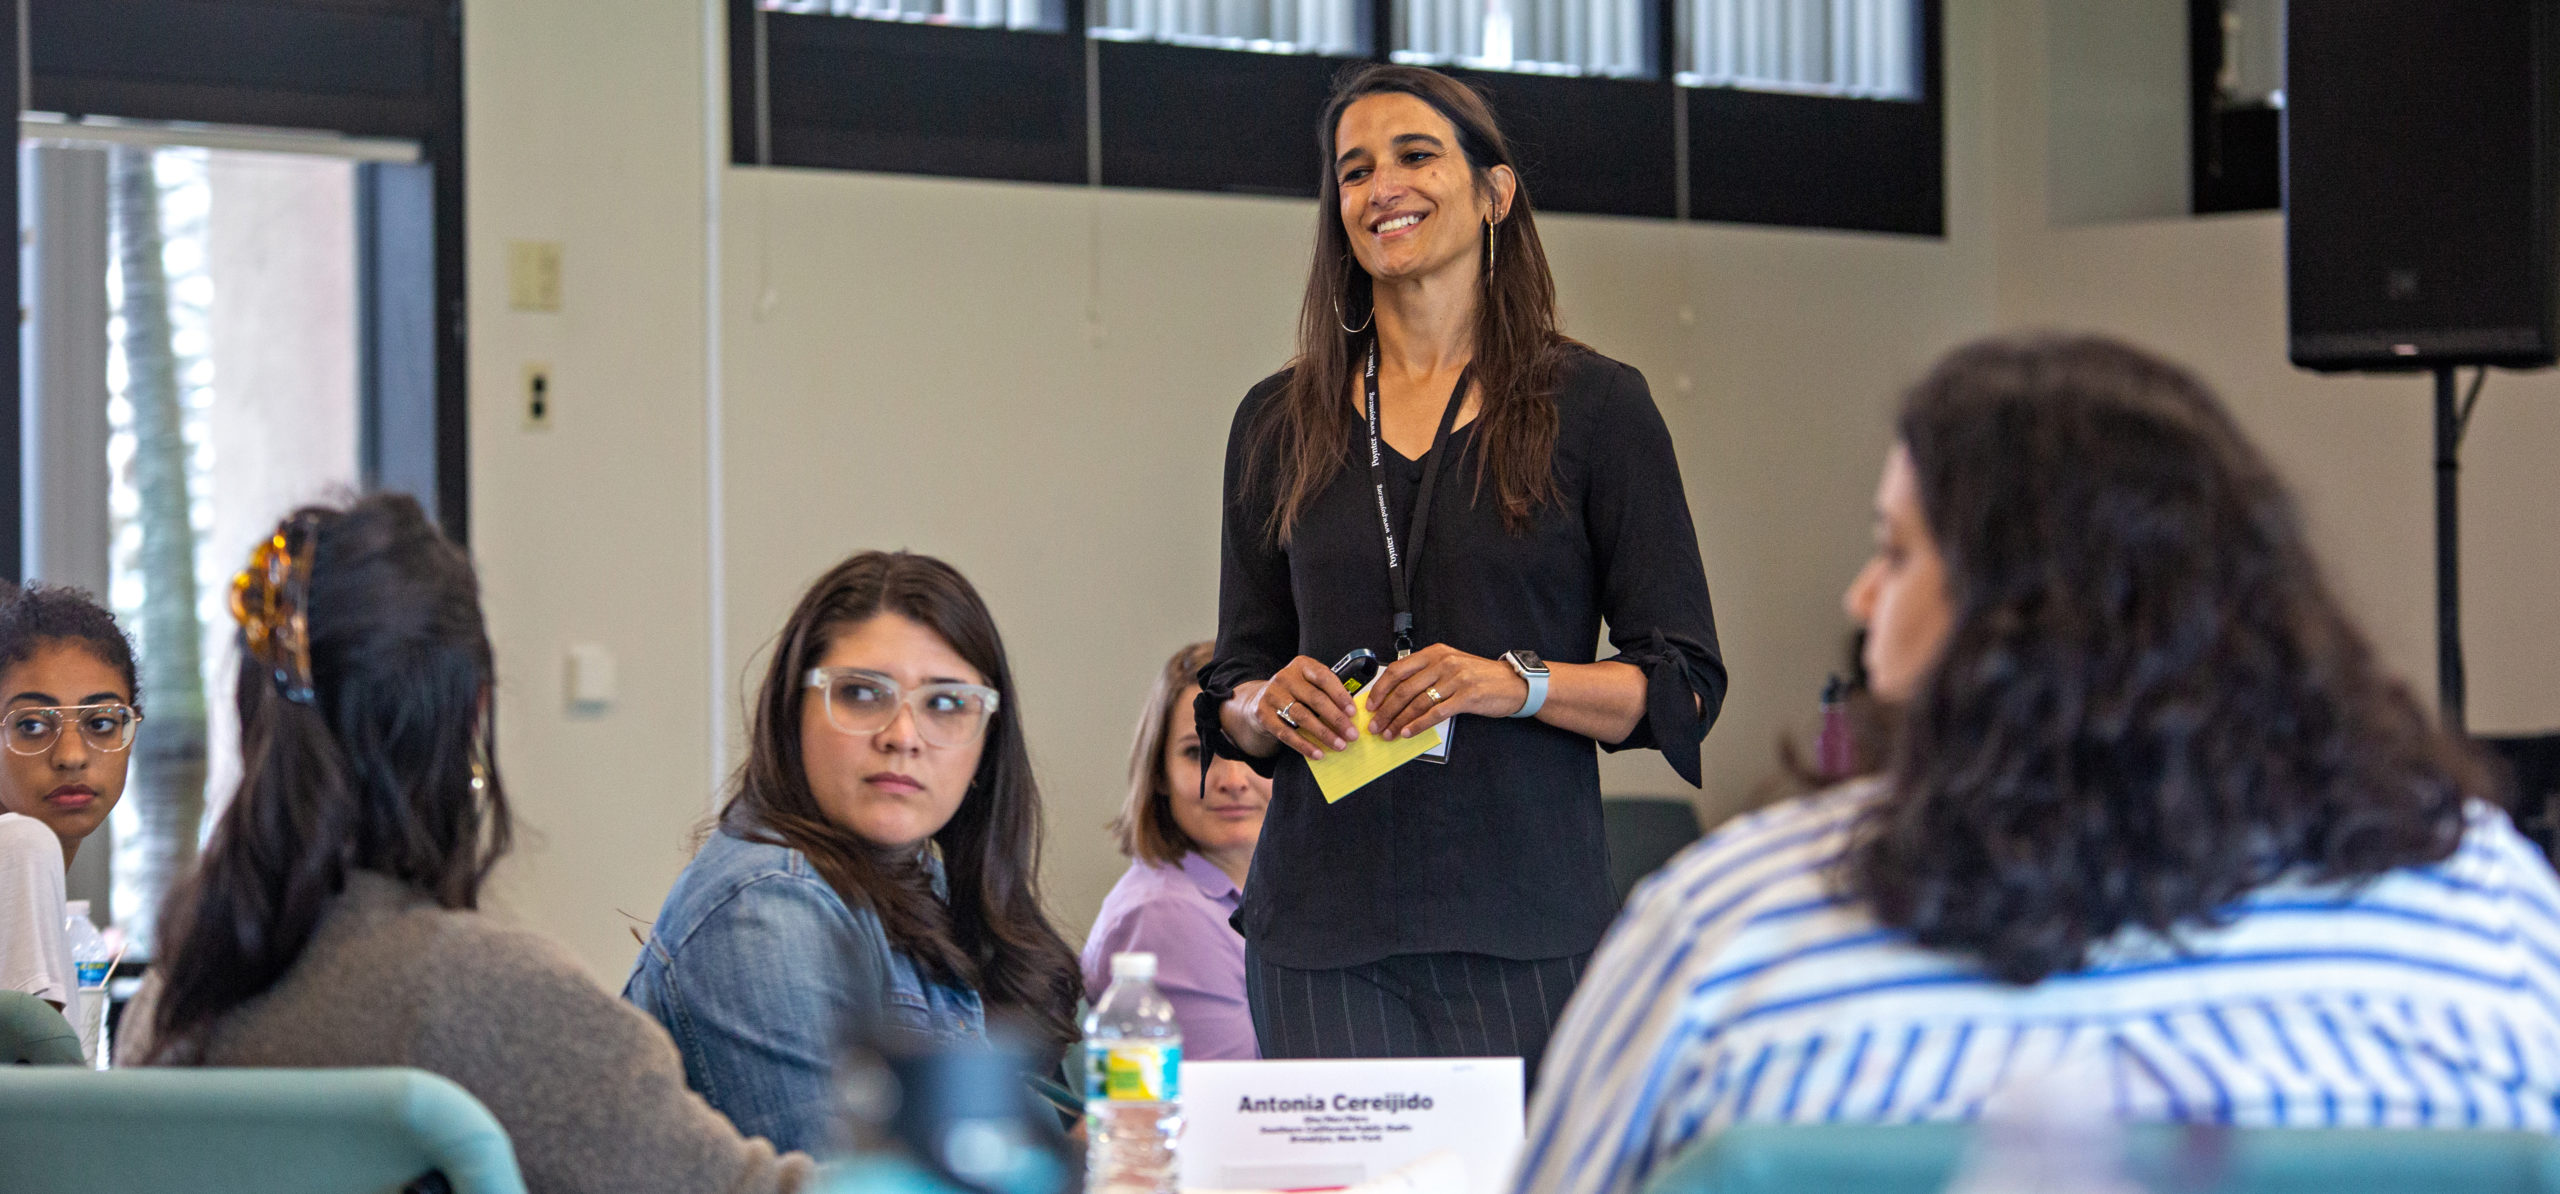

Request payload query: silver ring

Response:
[1277,701,1300,729]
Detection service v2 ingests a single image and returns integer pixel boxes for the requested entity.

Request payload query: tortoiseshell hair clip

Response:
[229,514,320,705]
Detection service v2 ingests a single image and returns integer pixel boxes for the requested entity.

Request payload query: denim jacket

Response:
[623,828,986,1155]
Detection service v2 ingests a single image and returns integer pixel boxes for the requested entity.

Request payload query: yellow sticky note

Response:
[1307,690,1443,803]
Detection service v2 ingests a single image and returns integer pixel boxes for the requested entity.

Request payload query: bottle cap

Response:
[1110,952,1157,980]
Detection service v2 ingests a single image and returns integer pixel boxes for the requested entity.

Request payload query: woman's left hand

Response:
[1367,644,1531,740]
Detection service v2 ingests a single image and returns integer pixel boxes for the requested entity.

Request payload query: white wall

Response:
[466,0,716,977]
[465,0,2556,983]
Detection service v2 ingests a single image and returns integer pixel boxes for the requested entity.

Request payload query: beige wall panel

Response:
[467,0,713,980]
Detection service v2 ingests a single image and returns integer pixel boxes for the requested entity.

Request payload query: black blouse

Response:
[1200,347,1726,969]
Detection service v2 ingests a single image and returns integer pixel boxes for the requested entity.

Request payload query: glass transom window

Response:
[1089,0,1367,56]
[1677,0,1919,99]
[762,0,1064,35]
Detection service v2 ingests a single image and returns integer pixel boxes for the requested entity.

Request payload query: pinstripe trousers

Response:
[1244,944,1591,1089]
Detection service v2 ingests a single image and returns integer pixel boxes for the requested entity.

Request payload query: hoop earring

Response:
[1484,216,1498,278]
[1335,257,1372,334]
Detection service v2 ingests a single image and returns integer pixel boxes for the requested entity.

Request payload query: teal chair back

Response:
[1642,1123,2560,1194]
[0,1066,528,1194]
[0,990,85,1065]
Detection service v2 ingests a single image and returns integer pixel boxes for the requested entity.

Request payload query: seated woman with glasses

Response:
[1084,640,1273,1061]
[1514,335,2560,1194]
[625,551,1082,1156]
[0,584,139,1012]
[124,496,810,1194]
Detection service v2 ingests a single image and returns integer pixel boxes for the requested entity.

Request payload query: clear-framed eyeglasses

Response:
[806,668,1000,749]
[4,703,142,757]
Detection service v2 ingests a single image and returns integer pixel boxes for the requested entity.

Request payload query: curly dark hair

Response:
[0,583,140,712]
[1846,334,2487,985]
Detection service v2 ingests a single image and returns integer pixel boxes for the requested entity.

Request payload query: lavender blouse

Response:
[1081,853,1259,1060]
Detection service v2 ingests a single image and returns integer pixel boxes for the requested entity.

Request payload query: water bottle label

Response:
[1086,1042,1181,1102]
[74,961,109,989]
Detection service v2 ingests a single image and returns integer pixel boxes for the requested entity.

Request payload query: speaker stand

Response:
[2432,364,2486,735]
[2433,367,2464,733]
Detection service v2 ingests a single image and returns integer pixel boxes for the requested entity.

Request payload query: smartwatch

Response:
[1503,650,1549,719]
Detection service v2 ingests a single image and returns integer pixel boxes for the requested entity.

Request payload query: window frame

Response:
[735,0,1093,183]
[736,0,1943,233]
[13,0,470,546]
[2189,0,2282,214]
[3,11,20,584]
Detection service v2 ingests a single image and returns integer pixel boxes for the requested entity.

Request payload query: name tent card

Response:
[1178,1058,1523,1194]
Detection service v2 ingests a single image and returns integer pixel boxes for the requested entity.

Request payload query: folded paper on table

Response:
[1307,691,1443,803]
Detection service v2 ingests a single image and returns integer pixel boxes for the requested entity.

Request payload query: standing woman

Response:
[1202,64,1725,1079]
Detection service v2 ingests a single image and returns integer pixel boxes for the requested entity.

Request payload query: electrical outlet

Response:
[524,364,552,429]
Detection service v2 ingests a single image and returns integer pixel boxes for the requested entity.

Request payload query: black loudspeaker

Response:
[2286,0,2560,372]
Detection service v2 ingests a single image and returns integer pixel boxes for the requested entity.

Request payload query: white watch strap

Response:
[1508,653,1549,719]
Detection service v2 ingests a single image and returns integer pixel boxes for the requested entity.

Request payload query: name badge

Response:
[1178,1057,1523,1194]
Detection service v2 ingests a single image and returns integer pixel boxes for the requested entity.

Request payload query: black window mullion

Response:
[1656,0,1677,83]
[3,0,22,585]
[731,0,763,167]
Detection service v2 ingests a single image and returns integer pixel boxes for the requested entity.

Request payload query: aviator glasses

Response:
[806,668,1000,748]
[5,703,142,757]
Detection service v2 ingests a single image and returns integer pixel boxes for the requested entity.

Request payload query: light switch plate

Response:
[508,240,562,312]
[565,643,617,711]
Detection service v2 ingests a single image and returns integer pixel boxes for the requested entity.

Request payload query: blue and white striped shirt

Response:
[1513,782,2560,1194]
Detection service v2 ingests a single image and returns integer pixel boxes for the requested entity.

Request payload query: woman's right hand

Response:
[1222,657,1358,760]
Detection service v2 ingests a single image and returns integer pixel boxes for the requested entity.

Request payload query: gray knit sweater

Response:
[121,871,812,1194]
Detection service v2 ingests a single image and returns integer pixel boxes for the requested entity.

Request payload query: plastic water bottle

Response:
[64,900,110,1068]
[1083,952,1182,1194]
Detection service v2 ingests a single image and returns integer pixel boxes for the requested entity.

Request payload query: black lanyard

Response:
[1363,336,1471,659]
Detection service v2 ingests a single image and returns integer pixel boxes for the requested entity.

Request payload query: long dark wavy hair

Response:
[721,551,1081,1056]
[1847,334,2486,985]
[1256,63,1575,542]
[147,494,510,1061]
